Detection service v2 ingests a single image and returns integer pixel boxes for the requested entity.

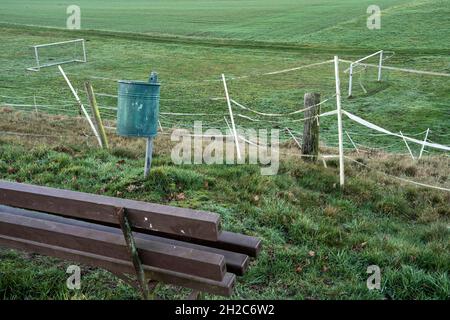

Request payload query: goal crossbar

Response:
[26,39,87,72]
[347,50,383,97]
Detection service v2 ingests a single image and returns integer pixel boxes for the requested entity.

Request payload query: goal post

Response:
[26,39,87,71]
[347,50,383,97]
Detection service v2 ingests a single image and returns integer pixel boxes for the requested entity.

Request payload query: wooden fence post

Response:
[301,93,321,162]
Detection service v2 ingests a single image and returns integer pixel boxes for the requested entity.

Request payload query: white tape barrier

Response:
[343,110,450,152]
[285,127,302,149]
[262,60,334,76]
[217,60,335,81]
[235,108,337,124]
[346,130,428,137]
[1,103,78,114]
[340,59,450,77]
[0,130,65,138]
[95,92,225,103]
[66,59,334,86]
[231,96,333,117]
[345,156,450,192]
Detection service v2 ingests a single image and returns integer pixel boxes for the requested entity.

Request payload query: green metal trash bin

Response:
[116,72,160,138]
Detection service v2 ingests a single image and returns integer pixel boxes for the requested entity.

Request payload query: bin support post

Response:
[144,138,153,178]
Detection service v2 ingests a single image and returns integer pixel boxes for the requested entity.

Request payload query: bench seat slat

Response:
[0,210,226,281]
[0,180,221,241]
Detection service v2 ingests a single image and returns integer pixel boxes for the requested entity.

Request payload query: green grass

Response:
[1,0,449,51]
[0,124,448,300]
[0,25,449,154]
[0,0,449,300]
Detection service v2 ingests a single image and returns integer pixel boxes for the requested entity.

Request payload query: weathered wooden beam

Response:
[0,180,221,241]
[0,205,250,276]
[0,234,235,297]
[0,210,226,281]
[116,207,150,299]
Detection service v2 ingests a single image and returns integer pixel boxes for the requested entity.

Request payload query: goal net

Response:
[347,50,384,97]
[26,39,87,71]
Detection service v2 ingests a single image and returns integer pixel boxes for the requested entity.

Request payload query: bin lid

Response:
[118,80,160,86]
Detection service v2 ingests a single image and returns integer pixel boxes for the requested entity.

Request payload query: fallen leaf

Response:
[127,184,137,192]
[176,193,186,201]
[7,167,17,174]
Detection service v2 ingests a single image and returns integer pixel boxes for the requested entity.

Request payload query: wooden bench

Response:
[0,181,261,299]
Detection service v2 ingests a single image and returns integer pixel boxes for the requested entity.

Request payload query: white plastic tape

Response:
[343,110,450,152]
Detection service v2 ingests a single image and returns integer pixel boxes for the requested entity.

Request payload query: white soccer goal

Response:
[347,50,383,97]
[26,39,87,71]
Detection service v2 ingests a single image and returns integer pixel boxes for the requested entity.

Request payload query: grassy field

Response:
[0,111,449,300]
[1,0,449,51]
[0,25,449,154]
[0,0,449,300]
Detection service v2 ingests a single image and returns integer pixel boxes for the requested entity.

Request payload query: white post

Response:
[222,74,241,160]
[348,64,353,97]
[81,39,87,63]
[58,65,103,147]
[334,56,345,187]
[418,128,430,159]
[144,138,153,178]
[34,46,40,71]
[400,131,415,160]
[286,127,302,150]
[345,131,359,154]
[377,50,383,81]
[33,95,38,114]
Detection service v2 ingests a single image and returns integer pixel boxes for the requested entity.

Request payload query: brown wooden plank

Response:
[0,210,226,281]
[0,205,250,276]
[213,231,262,257]
[138,230,262,258]
[0,180,221,241]
[0,234,235,297]
[135,233,250,276]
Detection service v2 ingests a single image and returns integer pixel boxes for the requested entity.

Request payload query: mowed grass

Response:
[0,111,449,300]
[0,0,449,51]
